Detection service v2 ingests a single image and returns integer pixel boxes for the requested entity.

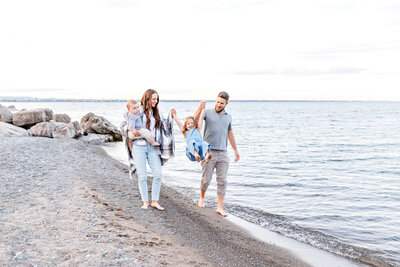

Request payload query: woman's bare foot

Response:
[151,201,165,211]
[197,199,205,208]
[216,209,228,217]
[141,201,149,210]
[205,152,212,163]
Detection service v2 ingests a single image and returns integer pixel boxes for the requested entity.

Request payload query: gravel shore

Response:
[0,136,308,266]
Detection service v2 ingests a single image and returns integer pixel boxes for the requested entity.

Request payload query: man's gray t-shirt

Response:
[203,108,232,151]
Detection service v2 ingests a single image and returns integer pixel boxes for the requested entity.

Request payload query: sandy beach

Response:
[0,136,308,266]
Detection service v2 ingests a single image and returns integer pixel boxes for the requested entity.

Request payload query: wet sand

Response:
[0,136,308,266]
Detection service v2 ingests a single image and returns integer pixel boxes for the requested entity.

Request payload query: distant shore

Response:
[0,136,308,266]
[2,98,398,103]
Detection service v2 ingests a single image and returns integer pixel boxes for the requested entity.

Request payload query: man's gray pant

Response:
[201,149,229,197]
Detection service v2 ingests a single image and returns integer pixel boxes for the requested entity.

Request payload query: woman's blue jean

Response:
[132,142,162,202]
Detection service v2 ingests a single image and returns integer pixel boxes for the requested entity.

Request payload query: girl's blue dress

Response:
[185,129,210,161]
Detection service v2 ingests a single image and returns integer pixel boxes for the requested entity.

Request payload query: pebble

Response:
[14,252,26,261]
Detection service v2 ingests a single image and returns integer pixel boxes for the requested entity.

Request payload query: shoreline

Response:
[227,215,367,267]
[1,136,308,266]
[101,142,369,267]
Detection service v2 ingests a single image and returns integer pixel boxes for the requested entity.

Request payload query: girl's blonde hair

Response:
[182,116,197,138]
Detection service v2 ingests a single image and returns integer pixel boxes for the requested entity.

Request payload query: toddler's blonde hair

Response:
[126,99,137,109]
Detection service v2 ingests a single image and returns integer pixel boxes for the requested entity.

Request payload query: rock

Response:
[80,113,122,141]
[29,121,61,138]
[0,121,32,136]
[78,133,114,144]
[7,105,17,111]
[12,108,54,128]
[0,107,13,123]
[53,113,71,123]
[52,121,84,139]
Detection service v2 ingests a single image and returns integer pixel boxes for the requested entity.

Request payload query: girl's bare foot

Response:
[151,201,165,211]
[141,201,149,210]
[205,152,212,163]
[216,209,228,217]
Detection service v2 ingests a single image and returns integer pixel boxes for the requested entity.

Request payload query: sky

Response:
[0,0,399,100]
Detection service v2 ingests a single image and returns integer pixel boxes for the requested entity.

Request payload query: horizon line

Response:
[1,97,400,103]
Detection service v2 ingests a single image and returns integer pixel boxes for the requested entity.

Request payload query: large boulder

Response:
[52,121,84,139]
[80,113,122,141]
[29,121,64,138]
[53,113,71,123]
[0,122,32,137]
[0,107,13,123]
[78,133,114,145]
[13,108,54,128]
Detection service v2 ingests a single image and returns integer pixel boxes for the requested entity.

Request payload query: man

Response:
[197,91,240,217]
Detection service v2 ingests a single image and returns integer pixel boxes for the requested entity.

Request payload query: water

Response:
[4,100,400,266]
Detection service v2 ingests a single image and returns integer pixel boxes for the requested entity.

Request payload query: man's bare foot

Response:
[197,199,205,208]
[205,152,212,163]
[150,141,160,146]
[141,201,149,210]
[151,201,165,211]
[216,209,228,217]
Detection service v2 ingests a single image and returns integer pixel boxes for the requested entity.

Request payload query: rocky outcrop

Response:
[1,107,121,143]
[0,107,13,123]
[13,108,54,128]
[78,133,114,144]
[80,113,122,141]
[29,121,64,138]
[53,114,71,123]
[0,122,32,137]
[52,121,84,139]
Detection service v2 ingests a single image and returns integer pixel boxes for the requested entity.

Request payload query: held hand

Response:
[200,100,206,109]
[234,152,240,162]
[171,109,176,117]
[131,130,141,137]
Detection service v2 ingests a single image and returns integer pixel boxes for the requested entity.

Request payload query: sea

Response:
[4,100,399,266]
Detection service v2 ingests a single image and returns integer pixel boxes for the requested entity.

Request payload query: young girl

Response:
[172,108,212,163]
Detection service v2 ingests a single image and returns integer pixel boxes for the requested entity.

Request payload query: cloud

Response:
[298,43,400,56]
[381,3,400,10]
[230,67,367,76]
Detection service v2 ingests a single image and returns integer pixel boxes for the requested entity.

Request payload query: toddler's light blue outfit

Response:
[186,129,210,161]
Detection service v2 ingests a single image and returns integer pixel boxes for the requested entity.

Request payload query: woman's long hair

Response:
[141,89,161,130]
[182,116,197,138]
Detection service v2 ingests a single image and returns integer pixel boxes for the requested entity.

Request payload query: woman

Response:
[130,89,167,210]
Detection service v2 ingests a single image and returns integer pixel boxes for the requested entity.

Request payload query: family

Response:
[122,89,240,217]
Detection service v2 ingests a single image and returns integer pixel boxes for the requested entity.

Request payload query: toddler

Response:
[126,99,159,151]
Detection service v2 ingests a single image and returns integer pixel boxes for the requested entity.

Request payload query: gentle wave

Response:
[223,204,397,267]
